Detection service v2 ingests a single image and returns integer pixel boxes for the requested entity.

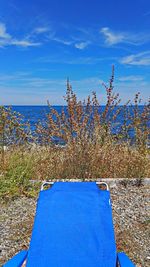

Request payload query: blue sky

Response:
[0,0,150,105]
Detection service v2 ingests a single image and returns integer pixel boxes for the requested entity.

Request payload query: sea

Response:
[9,105,148,139]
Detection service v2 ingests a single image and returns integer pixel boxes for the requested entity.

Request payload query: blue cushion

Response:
[26,182,117,267]
[117,252,135,267]
[3,250,27,267]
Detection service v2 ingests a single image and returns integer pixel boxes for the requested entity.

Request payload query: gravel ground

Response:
[0,182,149,267]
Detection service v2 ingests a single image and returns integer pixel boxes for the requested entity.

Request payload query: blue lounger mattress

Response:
[26,182,117,267]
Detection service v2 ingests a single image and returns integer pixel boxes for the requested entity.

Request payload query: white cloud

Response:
[51,37,90,49]
[11,39,41,47]
[36,55,115,65]
[0,22,11,39]
[120,51,150,66]
[114,80,150,103]
[51,36,73,46]
[34,27,50,34]
[0,22,42,48]
[100,27,124,45]
[0,73,103,90]
[0,75,104,105]
[100,27,150,46]
[118,75,144,82]
[74,41,89,49]
[0,71,149,105]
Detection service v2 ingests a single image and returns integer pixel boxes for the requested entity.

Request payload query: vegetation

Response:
[0,68,150,200]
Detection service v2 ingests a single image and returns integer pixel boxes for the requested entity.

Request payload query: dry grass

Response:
[31,143,150,180]
[0,68,150,199]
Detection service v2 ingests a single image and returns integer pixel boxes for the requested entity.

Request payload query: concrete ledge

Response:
[30,178,150,188]
[98,178,150,187]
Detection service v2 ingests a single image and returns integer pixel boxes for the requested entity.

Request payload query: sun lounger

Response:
[3,182,135,266]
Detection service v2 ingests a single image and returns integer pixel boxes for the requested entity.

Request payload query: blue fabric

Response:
[26,182,117,267]
[117,252,135,267]
[3,250,27,267]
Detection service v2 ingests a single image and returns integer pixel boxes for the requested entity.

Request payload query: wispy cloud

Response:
[51,36,73,46]
[1,20,150,53]
[36,55,115,65]
[118,75,144,82]
[0,73,105,105]
[120,51,150,66]
[34,27,50,34]
[0,23,11,39]
[100,27,150,46]
[74,41,89,49]
[48,35,90,49]
[0,71,103,91]
[11,39,41,47]
[100,27,124,45]
[43,25,92,49]
[0,21,90,50]
[0,71,32,82]
[0,72,149,105]
[0,22,41,48]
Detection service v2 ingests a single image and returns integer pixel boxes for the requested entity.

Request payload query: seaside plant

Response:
[35,67,150,179]
[0,68,150,200]
[0,107,35,199]
[36,67,150,148]
[0,106,32,168]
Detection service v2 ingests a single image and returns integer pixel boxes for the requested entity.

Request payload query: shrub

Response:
[0,68,149,200]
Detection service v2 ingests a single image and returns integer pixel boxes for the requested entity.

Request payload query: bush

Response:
[0,68,149,200]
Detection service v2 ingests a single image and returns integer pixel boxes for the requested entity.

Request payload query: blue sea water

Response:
[11,105,145,123]
[12,105,55,128]
[11,105,120,129]
[9,105,148,141]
